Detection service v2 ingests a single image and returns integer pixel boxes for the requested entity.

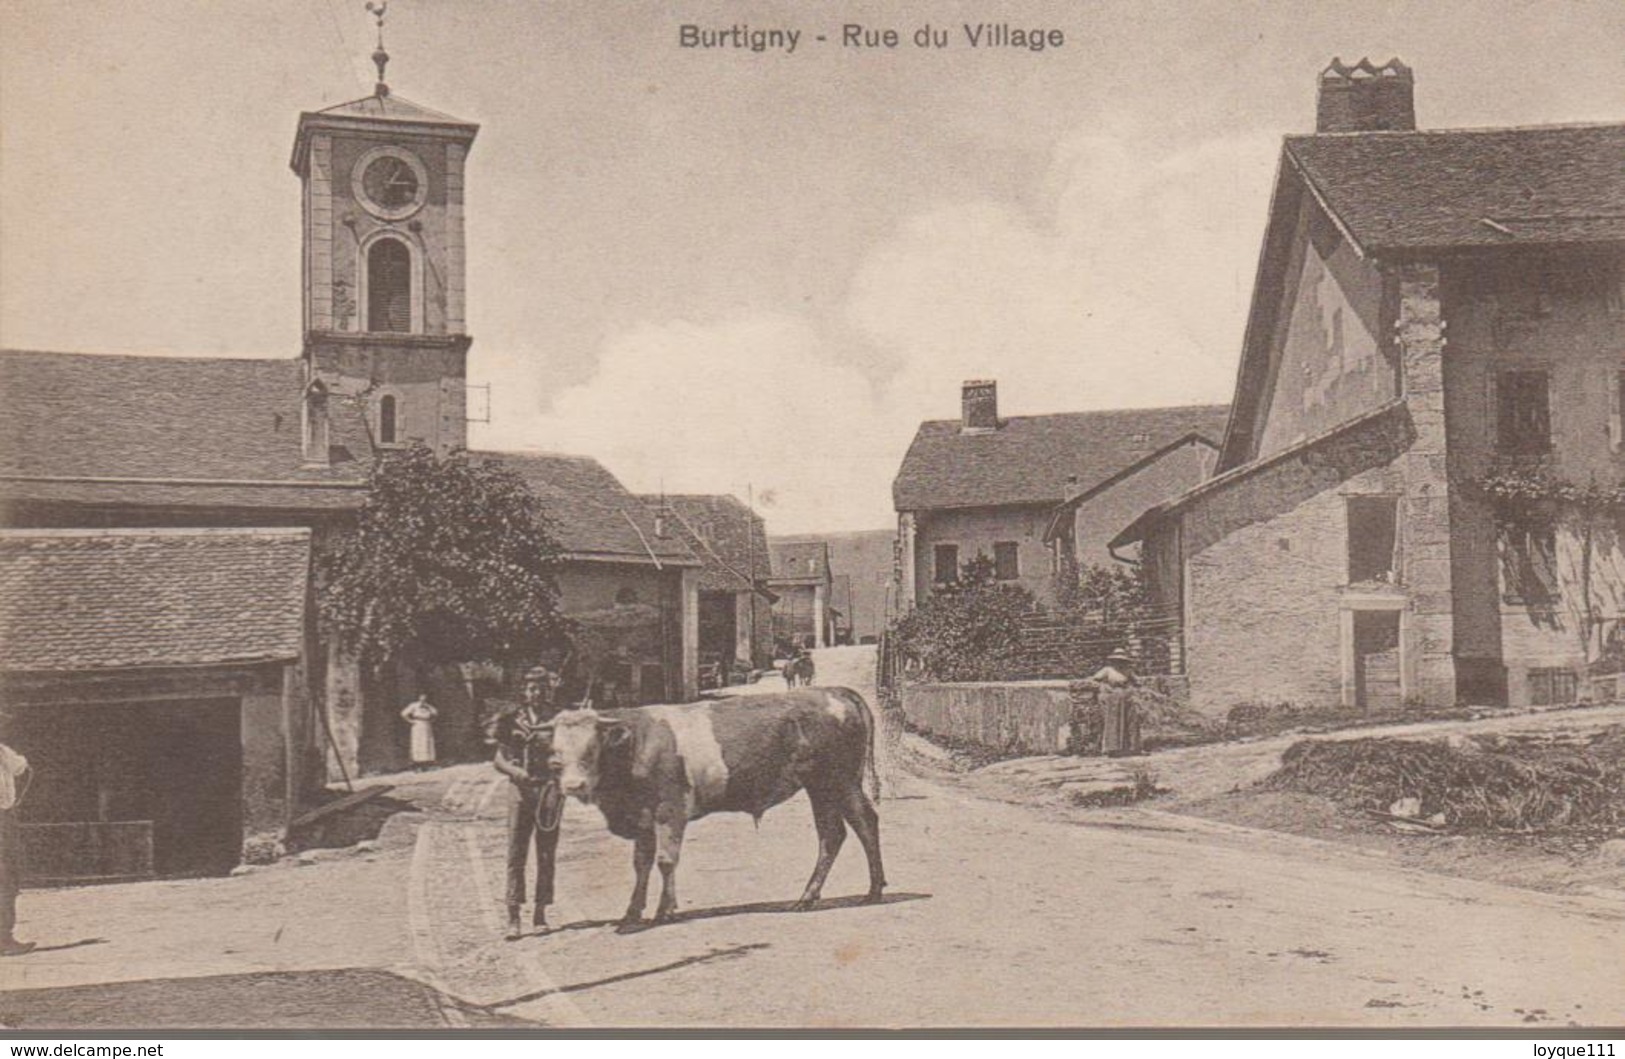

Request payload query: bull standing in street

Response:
[490,664,568,940]
[540,687,885,928]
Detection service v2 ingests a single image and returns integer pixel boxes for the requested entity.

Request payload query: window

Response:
[993,541,1020,581]
[1527,667,1577,706]
[1347,496,1399,584]
[1496,370,1551,455]
[933,543,959,584]
[367,238,412,332]
[378,394,398,445]
[1612,370,1625,453]
[1499,517,1559,605]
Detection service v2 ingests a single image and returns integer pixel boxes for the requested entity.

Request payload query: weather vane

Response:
[364,1,390,95]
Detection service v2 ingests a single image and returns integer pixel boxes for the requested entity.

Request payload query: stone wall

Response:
[1179,408,1411,715]
[901,680,1074,755]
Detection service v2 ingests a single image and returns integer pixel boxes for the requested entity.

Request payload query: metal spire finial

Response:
[364,1,390,96]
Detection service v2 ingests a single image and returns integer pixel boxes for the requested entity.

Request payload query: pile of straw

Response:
[1263,730,1625,831]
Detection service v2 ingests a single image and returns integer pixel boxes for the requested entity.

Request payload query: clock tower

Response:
[290,33,477,455]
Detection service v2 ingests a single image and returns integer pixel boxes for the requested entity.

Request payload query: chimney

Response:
[302,379,330,466]
[961,379,999,433]
[1316,58,1415,133]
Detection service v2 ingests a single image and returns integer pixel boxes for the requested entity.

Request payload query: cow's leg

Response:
[621,830,655,927]
[840,785,887,903]
[652,807,686,923]
[793,788,846,911]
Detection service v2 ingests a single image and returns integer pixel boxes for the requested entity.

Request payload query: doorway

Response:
[1353,611,1403,710]
[13,698,243,881]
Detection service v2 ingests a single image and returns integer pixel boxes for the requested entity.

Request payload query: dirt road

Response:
[6,646,1623,1029]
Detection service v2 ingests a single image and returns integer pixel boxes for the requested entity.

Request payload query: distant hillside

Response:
[770,529,895,641]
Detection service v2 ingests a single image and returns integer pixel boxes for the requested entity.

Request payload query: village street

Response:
[3,646,1624,1031]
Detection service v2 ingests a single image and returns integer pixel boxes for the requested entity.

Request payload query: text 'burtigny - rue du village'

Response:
[678,22,1068,55]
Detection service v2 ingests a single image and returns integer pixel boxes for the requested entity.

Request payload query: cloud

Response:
[852,124,1279,426]
[481,123,1282,535]
[507,313,902,533]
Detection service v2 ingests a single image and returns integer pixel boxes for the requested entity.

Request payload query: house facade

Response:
[1113,59,1625,715]
[643,495,775,680]
[768,540,835,650]
[893,379,1226,608]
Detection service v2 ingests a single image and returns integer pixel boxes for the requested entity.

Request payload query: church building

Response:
[0,38,700,880]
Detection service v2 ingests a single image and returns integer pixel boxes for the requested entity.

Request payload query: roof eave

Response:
[291,109,480,175]
[558,551,702,568]
[1116,398,1410,548]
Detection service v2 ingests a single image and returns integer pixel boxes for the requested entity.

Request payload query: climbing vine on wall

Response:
[1472,463,1625,510]
[1469,460,1625,666]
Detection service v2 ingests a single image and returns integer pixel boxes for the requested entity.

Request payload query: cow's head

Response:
[542,708,630,802]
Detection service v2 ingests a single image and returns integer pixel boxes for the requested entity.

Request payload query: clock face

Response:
[352,146,427,220]
[363,155,419,209]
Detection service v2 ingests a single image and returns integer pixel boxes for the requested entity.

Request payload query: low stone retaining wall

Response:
[901,681,1075,755]
[901,676,1197,756]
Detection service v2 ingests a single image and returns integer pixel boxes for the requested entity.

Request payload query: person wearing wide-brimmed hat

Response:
[1089,650,1143,756]
[0,709,36,957]
[491,663,567,940]
[1090,648,1136,688]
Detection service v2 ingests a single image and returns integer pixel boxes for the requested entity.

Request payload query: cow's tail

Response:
[830,686,881,802]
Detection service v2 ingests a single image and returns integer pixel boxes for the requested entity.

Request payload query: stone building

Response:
[1113,59,1625,714]
[893,379,1226,607]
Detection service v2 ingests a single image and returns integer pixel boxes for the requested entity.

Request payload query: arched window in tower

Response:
[379,394,399,444]
[367,237,413,332]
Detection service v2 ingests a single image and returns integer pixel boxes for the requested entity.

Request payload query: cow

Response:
[783,652,816,688]
[537,687,885,927]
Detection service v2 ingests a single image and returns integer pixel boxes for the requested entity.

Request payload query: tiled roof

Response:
[639,495,770,593]
[0,350,371,511]
[474,451,697,566]
[769,540,831,585]
[893,405,1231,512]
[1286,124,1625,251]
[0,528,311,672]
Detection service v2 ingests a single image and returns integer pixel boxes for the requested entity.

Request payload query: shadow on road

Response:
[540,890,932,936]
[483,942,770,1011]
[19,937,108,955]
[0,966,529,1030]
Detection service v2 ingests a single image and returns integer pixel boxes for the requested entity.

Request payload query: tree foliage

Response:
[318,444,569,670]
[1056,563,1151,625]
[889,553,1035,682]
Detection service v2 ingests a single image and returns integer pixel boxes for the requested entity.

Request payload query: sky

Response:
[2,0,1622,533]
